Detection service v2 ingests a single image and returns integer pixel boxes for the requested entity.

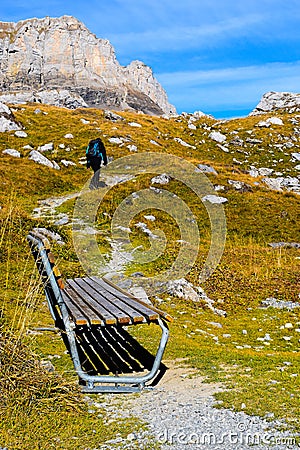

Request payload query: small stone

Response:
[64,133,74,138]
[15,130,28,138]
[202,194,228,204]
[2,148,21,158]
[128,122,142,127]
[127,433,137,441]
[285,323,293,329]
[38,142,54,152]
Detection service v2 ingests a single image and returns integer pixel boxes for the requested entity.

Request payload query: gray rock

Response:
[2,148,21,157]
[128,121,142,127]
[197,164,218,175]
[268,242,300,249]
[60,159,76,167]
[261,297,300,310]
[246,137,263,144]
[108,137,124,145]
[127,144,138,152]
[0,102,21,132]
[174,137,196,148]
[151,173,170,185]
[228,180,252,192]
[28,150,58,169]
[202,194,228,204]
[38,142,54,152]
[291,152,300,161]
[15,130,28,138]
[257,117,283,127]
[104,110,124,121]
[209,131,226,143]
[167,278,226,316]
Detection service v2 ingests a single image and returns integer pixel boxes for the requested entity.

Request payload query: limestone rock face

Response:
[251,91,300,115]
[0,16,176,115]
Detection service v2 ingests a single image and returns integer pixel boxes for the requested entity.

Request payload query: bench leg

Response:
[65,318,169,393]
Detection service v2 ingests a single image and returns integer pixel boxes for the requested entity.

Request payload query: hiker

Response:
[86,137,108,189]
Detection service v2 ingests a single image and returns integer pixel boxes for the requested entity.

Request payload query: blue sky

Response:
[1,0,300,118]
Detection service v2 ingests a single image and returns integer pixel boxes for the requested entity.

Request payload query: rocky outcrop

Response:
[0,89,88,109]
[0,101,21,132]
[250,91,300,115]
[0,16,176,115]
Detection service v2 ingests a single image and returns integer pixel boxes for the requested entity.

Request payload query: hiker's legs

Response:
[90,168,100,189]
[90,158,101,189]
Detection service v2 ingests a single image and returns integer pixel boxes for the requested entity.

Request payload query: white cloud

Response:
[156,61,300,114]
[106,14,262,54]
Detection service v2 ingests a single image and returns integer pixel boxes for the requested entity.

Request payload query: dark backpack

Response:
[86,138,105,158]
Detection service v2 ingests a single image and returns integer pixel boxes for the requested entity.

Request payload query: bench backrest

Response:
[27,230,64,324]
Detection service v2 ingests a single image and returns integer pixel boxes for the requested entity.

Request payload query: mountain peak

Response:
[0,16,176,115]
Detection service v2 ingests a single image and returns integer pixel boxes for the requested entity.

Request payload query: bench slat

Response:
[63,286,104,325]
[61,290,90,326]
[82,277,148,323]
[73,278,133,325]
[65,280,117,325]
[90,277,160,322]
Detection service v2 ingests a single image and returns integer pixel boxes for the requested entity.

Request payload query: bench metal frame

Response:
[27,231,170,393]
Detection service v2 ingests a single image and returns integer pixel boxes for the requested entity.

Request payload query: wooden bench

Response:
[27,229,173,393]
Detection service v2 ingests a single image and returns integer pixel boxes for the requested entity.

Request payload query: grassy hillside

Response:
[0,104,299,448]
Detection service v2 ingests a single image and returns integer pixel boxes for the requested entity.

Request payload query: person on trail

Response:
[86,137,108,189]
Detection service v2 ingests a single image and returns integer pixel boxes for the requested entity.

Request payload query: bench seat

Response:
[27,229,172,393]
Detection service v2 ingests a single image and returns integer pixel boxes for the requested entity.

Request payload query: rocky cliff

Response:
[0,16,176,115]
[251,91,300,115]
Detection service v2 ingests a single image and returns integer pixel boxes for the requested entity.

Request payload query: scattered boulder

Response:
[15,130,28,138]
[0,102,21,132]
[209,131,226,143]
[249,167,273,177]
[151,173,170,185]
[28,150,59,169]
[257,117,283,127]
[2,149,21,158]
[127,144,138,152]
[167,278,226,316]
[174,137,196,149]
[108,137,125,145]
[228,180,252,192]
[261,297,300,310]
[197,164,218,175]
[38,142,54,152]
[60,159,76,167]
[268,242,300,249]
[64,133,74,139]
[202,194,228,204]
[263,176,300,193]
[128,122,142,128]
[104,110,124,122]
[291,152,300,161]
